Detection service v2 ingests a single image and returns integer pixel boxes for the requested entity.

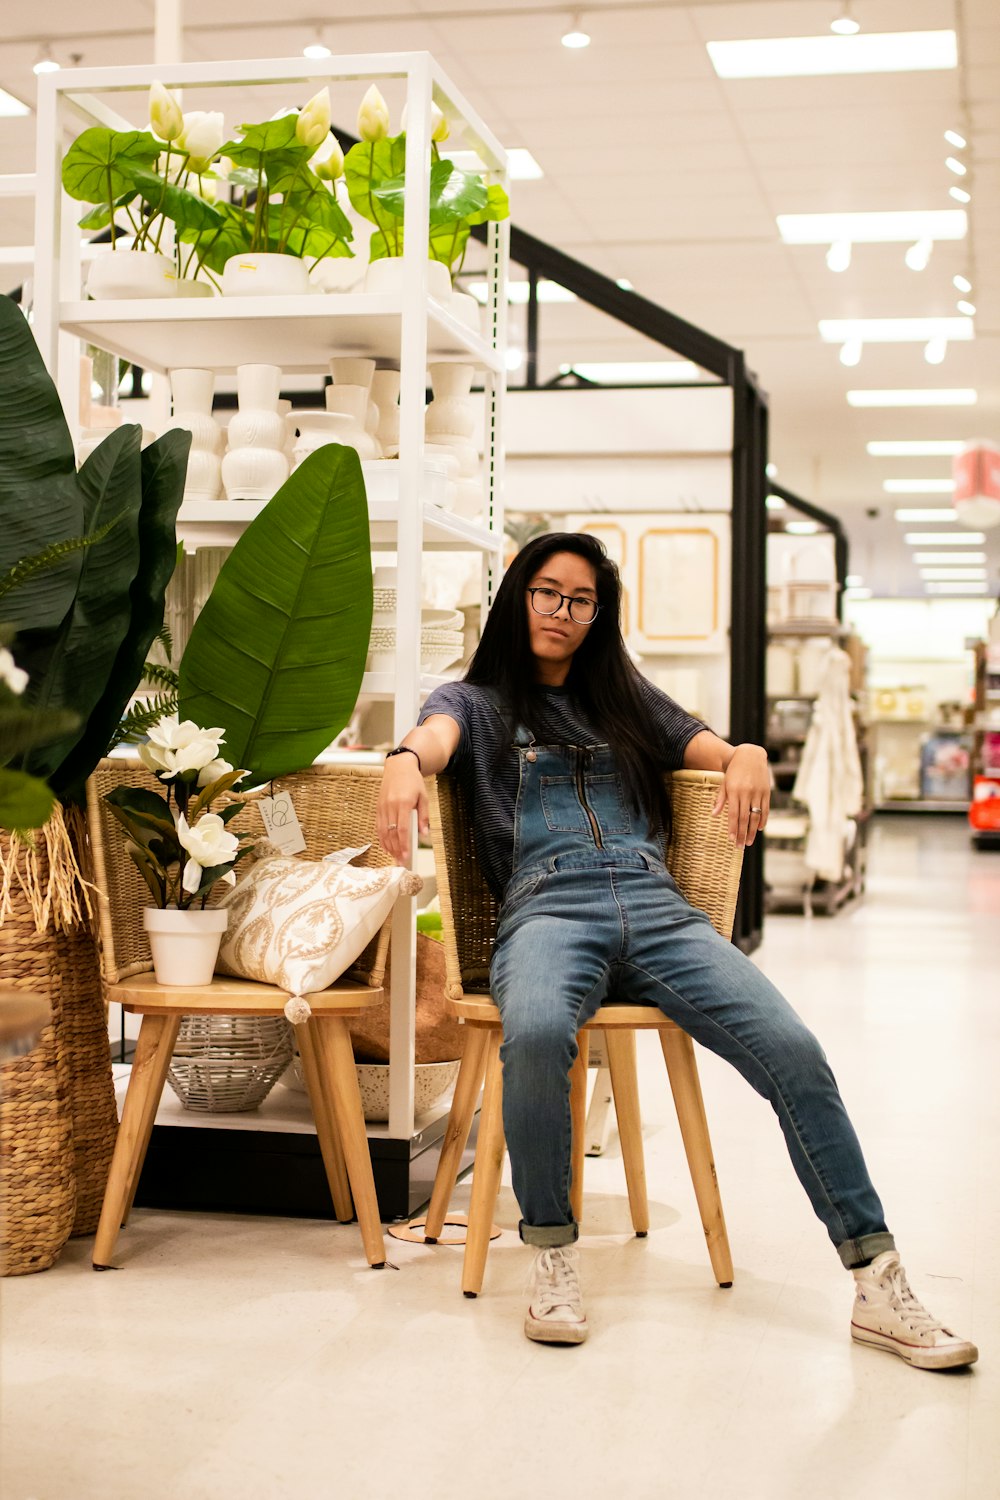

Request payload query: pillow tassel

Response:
[284,994,313,1024]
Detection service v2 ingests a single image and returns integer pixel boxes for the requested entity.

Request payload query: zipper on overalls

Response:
[575,748,603,848]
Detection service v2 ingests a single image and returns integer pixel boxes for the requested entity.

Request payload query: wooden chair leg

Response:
[659,1028,734,1287]
[605,1029,649,1236]
[296,1017,353,1223]
[569,1030,590,1224]
[462,1029,505,1298]
[93,1013,181,1268]
[584,1065,615,1157]
[313,1017,387,1268]
[424,1024,490,1241]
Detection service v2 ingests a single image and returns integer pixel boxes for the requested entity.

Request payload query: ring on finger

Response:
[387,823,398,830]
[749,807,762,816]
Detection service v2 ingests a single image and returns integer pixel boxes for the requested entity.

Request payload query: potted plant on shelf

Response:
[103,718,252,985]
[344,84,509,309]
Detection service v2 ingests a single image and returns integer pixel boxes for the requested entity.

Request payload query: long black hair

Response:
[465,531,671,833]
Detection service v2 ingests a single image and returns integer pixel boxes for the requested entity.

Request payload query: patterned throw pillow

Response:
[215,844,422,1021]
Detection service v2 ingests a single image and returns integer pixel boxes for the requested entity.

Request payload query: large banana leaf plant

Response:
[0,293,190,819]
[179,443,372,786]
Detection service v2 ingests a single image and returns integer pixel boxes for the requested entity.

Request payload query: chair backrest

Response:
[86,759,393,986]
[430,768,744,1000]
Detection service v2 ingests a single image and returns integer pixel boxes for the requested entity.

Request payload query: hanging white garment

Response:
[792,646,863,882]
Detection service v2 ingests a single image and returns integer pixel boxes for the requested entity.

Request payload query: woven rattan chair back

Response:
[86,760,392,987]
[431,768,743,1001]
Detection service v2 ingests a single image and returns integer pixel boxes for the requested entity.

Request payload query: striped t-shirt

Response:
[417,678,705,900]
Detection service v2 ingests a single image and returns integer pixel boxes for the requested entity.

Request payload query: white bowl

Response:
[356,1061,460,1122]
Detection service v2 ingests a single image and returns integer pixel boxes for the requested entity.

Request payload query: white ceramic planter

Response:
[330,357,376,391]
[221,253,310,298]
[174,279,215,299]
[364,257,452,303]
[144,907,228,987]
[87,250,177,301]
[289,409,362,467]
[427,363,476,439]
[167,368,222,502]
[371,370,401,458]
[222,363,289,500]
[325,384,379,459]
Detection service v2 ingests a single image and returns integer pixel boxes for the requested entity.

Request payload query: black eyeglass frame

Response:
[526,587,601,626]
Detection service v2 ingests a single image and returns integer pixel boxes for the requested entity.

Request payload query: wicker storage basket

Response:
[167,1015,294,1112]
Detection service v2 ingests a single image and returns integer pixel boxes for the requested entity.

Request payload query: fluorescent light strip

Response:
[925,581,987,594]
[904,530,983,543]
[706,30,956,79]
[0,88,30,117]
[884,479,955,494]
[844,586,873,599]
[563,361,705,383]
[847,389,976,407]
[919,568,987,580]
[820,318,973,344]
[785,521,822,534]
[765,494,787,510]
[444,147,542,181]
[778,210,966,245]
[913,552,986,565]
[867,440,964,457]
[465,278,575,305]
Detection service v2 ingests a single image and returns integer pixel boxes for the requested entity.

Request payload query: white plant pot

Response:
[330,357,376,391]
[364,257,453,303]
[451,290,482,336]
[325,384,379,458]
[310,256,365,293]
[221,253,310,298]
[289,409,362,467]
[427,362,476,439]
[144,907,228,987]
[174,278,215,299]
[87,250,177,301]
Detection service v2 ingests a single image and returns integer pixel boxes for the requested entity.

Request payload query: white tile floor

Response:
[2,816,997,1500]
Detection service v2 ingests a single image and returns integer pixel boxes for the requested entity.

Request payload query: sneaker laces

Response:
[881,1263,948,1335]
[532,1248,582,1315]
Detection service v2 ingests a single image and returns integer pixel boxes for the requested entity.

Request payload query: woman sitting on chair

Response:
[377,531,976,1367]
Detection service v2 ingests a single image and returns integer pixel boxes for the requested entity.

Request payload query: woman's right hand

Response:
[377,757,429,865]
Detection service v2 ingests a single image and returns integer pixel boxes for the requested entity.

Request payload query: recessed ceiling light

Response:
[561,14,591,48]
[616,278,634,291]
[831,4,861,36]
[957,300,976,317]
[826,239,852,271]
[904,238,933,271]
[0,88,30,117]
[924,337,947,365]
[914,552,986,565]
[867,440,964,457]
[885,479,955,494]
[945,156,967,177]
[953,274,972,294]
[766,462,778,478]
[919,567,987,580]
[839,340,862,367]
[466,278,575,305]
[506,348,525,372]
[765,494,787,510]
[778,210,965,244]
[566,360,705,383]
[904,529,982,542]
[925,581,987,593]
[706,31,957,80]
[303,42,332,59]
[32,45,60,75]
[785,521,822,534]
[820,317,973,344]
[944,130,967,149]
[949,186,971,203]
[847,389,976,407]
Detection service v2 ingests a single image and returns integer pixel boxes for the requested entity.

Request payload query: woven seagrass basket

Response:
[167,1015,294,1113]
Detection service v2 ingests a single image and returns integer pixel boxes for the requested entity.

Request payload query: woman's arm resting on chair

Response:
[377,714,462,863]
[682,729,771,848]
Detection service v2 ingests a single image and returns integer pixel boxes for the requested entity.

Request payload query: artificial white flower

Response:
[149,81,184,143]
[310,132,344,181]
[196,757,235,788]
[177,812,239,894]
[296,88,331,153]
[179,110,225,172]
[0,647,28,696]
[357,84,390,143]
[401,99,449,143]
[138,715,227,780]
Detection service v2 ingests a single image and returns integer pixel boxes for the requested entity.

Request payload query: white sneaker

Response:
[524,1247,588,1345]
[851,1251,978,1371]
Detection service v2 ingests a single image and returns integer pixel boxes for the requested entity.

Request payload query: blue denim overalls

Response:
[488,723,893,1266]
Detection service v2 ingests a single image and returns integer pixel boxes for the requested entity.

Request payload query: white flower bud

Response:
[0,647,28,696]
[179,110,225,172]
[149,82,184,143]
[401,100,449,143]
[357,84,390,143]
[310,132,344,181]
[296,88,331,153]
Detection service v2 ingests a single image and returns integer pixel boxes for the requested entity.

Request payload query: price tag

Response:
[258,792,307,855]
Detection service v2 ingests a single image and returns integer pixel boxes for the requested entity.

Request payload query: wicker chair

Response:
[86,759,395,1271]
[423,768,743,1297]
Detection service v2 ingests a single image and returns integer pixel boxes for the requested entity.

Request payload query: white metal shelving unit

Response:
[32,53,509,1185]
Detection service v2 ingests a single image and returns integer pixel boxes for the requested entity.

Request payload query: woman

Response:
[377,532,976,1367]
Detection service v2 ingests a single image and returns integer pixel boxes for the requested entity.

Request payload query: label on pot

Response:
[258,793,306,854]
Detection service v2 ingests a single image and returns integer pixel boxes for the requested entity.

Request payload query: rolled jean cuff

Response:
[837,1231,896,1270]
[519,1219,579,1249]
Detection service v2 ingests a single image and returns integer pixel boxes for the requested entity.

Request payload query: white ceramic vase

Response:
[325,384,379,459]
[330,357,375,392]
[87,249,177,301]
[144,907,228,987]
[167,368,222,502]
[371,370,401,458]
[290,410,363,467]
[221,253,310,298]
[426,363,476,440]
[221,364,289,501]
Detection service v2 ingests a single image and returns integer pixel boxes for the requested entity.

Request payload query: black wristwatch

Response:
[385,745,422,772]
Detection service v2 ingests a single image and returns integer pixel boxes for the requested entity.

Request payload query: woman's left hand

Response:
[712,743,771,847]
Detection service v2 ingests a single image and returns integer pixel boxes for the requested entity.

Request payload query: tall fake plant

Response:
[344,86,510,281]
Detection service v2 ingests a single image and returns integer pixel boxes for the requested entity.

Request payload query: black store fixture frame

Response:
[766,481,850,618]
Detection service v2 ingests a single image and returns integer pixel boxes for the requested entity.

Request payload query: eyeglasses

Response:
[527,587,600,626]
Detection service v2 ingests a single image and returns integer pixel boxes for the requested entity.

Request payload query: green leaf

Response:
[108,691,179,751]
[0,767,55,832]
[467,181,510,225]
[224,166,261,192]
[344,136,408,230]
[125,839,167,905]
[104,784,179,843]
[429,221,470,271]
[283,224,354,261]
[188,766,249,821]
[179,444,373,785]
[0,516,125,605]
[265,153,354,244]
[129,167,225,234]
[78,190,138,230]
[221,116,304,166]
[61,127,161,205]
[430,161,487,226]
[20,426,143,783]
[179,199,251,274]
[0,704,80,764]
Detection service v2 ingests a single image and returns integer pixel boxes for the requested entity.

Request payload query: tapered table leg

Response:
[424,1024,490,1241]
